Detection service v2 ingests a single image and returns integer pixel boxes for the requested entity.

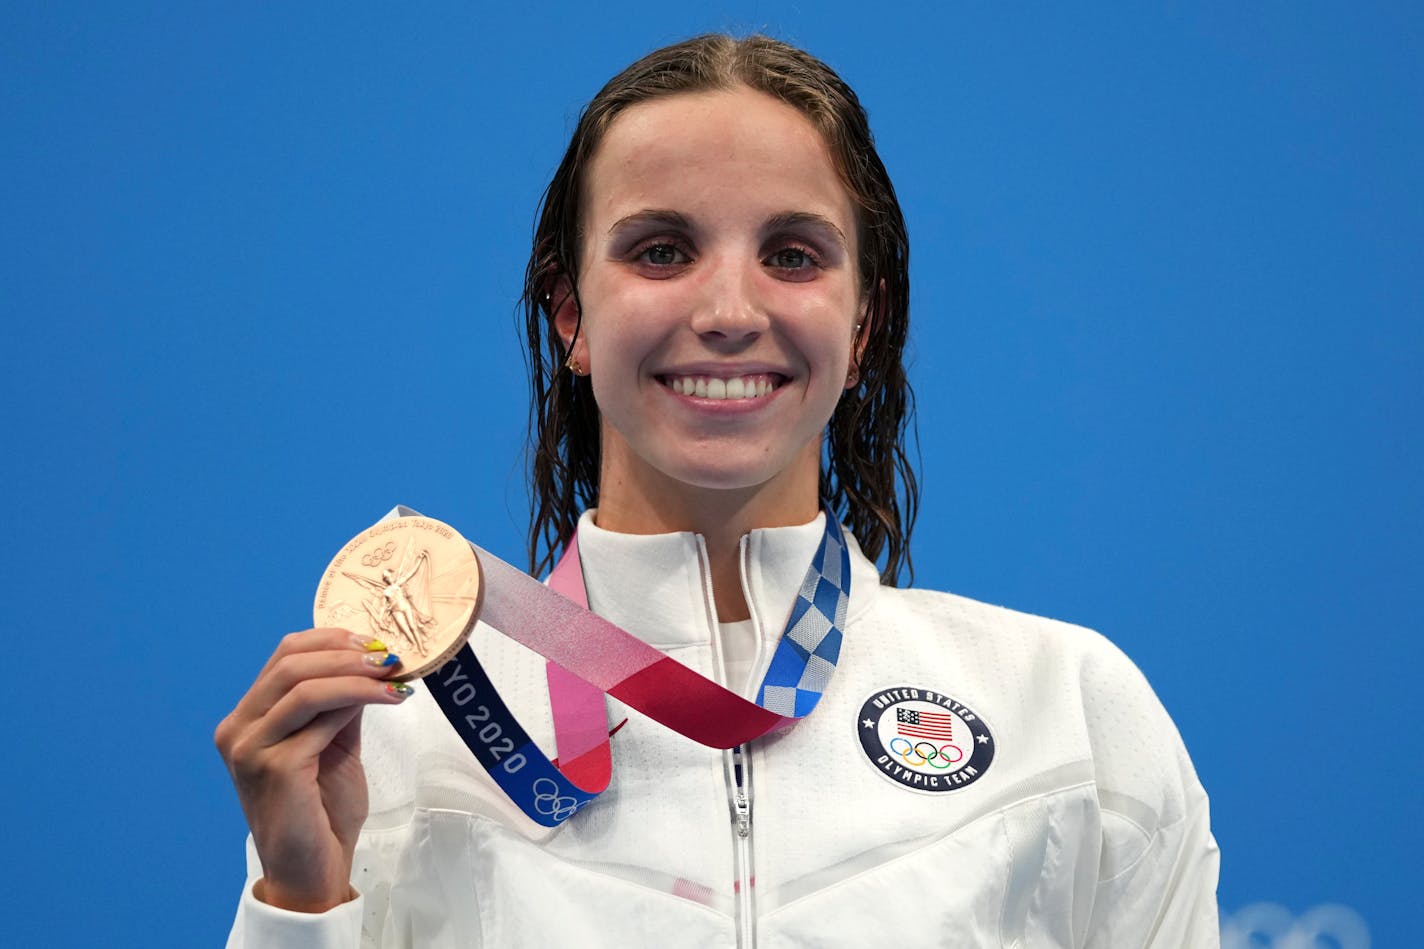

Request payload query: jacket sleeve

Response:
[1078,634,1221,947]
[223,835,366,949]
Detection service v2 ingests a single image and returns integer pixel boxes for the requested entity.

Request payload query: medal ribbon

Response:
[422,511,851,827]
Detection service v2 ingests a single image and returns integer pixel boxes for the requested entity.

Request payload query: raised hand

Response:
[215,628,412,912]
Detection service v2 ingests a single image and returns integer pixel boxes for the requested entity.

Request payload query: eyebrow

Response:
[763,211,849,250]
[607,209,692,235]
[607,209,849,250]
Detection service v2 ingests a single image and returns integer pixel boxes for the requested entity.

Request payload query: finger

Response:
[230,638,406,726]
[251,673,412,752]
[328,703,365,760]
[223,675,407,783]
[217,642,407,765]
[253,627,378,680]
[282,703,365,765]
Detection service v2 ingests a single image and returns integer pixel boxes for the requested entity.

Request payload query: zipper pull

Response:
[732,746,752,837]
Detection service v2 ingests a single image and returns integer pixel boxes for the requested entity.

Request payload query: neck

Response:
[594,447,821,622]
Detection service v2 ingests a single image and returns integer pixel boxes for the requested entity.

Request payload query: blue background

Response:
[3,3,1418,945]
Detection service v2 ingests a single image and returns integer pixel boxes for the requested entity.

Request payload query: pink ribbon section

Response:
[469,536,795,752]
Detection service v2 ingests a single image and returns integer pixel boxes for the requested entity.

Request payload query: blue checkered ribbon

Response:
[755,513,851,718]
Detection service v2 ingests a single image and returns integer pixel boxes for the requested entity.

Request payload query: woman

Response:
[219,34,1219,947]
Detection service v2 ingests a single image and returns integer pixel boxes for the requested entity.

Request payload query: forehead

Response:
[583,86,855,235]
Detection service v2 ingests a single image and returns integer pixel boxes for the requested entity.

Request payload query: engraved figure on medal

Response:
[341,539,437,657]
[315,516,484,681]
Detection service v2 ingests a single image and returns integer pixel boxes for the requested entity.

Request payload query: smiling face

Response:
[558,86,865,531]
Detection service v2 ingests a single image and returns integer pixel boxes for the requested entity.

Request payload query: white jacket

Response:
[227,514,1219,948]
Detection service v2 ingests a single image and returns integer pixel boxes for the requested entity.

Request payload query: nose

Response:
[687,255,770,346]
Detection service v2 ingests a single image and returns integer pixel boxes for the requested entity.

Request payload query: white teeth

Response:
[664,373,780,401]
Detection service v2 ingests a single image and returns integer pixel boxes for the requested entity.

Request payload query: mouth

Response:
[658,372,786,401]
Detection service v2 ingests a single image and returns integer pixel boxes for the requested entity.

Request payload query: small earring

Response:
[846,366,860,387]
[565,353,583,376]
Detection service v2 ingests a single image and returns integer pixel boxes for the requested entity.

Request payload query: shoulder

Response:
[861,584,1204,825]
[842,536,1136,676]
[866,581,1146,684]
[843,580,1220,939]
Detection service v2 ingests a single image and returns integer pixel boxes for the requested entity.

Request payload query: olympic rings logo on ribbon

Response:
[531,777,584,822]
[361,542,397,568]
[888,736,964,770]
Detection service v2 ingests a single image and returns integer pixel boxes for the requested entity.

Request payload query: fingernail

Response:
[364,651,401,668]
[386,682,415,698]
[350,634,388,652]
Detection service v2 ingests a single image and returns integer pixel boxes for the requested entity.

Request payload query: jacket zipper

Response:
[701,535,759,948]
[729,743,756,949]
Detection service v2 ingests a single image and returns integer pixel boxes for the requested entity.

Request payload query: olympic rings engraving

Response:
[888,736,964,770]
[361,542,397,568]
[531,777,583,822]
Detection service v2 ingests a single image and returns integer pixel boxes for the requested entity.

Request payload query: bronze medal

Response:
[314,516,482,681]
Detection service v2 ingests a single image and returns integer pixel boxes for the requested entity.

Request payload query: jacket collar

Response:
[573,510,880,652]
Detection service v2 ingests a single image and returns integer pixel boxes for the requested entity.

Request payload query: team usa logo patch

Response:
[857,686,995,793]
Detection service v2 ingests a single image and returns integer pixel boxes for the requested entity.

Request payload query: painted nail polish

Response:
[350,634,389,652]
[385,682,415,698]
[364,651,401,668]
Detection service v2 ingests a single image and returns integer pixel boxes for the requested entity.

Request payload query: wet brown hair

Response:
[521,33,918,584]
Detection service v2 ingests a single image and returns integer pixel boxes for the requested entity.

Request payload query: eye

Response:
[767,248,810,268]
[636,242,691,267]
[763,244,822,277]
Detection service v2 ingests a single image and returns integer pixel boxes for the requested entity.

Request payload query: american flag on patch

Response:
[897,707,954,740]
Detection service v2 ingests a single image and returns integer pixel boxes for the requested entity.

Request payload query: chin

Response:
[658,458,784,493]
[602,422,823,500]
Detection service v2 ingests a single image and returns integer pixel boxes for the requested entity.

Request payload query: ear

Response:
[548,275,588,373]
[846,278,884,389]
